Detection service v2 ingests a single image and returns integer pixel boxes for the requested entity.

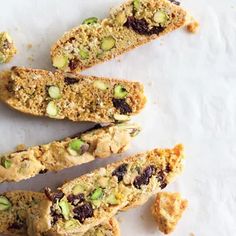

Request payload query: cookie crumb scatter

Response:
[27,44,33,50]
[187,21,199,33]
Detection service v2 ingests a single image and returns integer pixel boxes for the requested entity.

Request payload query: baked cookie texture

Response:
[152,192,188,234]
[0,191,46,236]
[0,122,140,183]
[0,32,17,64]
[26,144,184,236]
[0,191,120,236]
[0,67,146,123]
[51,0,192,73]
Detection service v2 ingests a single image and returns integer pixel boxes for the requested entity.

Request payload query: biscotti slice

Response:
[0,191,120,236]
[27,144,184,236]
[0,66,146,122]
[0,32,17,64]
[151,192,188,234]
[51,0,192,72]
[0,122,140,183]
[0,191,46,236]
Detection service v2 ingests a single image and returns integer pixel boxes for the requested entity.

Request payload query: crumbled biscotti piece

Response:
[51,0,192,72]
[0,122,140,183]
[187,21,199,33]
[26,144,184,236]
[152,192,188,234]
[0,32,17,63]
[0,67,146,123]
[0,191,46,236]
[0,191,120,236]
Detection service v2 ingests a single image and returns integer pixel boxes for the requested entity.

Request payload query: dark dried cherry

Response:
[124,17,165,36]
[73,202,94,223]
[133,165,157,189]
[69,59,80,70]
[156,170,167,189]
[50,206,63,225]
[67,193,85,206]
[64,77,79,85]
[8,221,24,230]
[39,169,48,174]
[168,0,180,5]
[112,98,132,114]
[44,187,64,203]
[112,163,128,182]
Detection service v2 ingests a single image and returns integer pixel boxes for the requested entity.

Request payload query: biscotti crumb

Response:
[152,192,188,234]
[0,32,17,63]
[16,144,26,152]
[27,43,33,50]
[187,21,199,33]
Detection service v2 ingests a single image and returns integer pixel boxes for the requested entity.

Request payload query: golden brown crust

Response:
[51,0,190,73]
[0,67,146,123]
[151,192,188,234]
[27,145,184,236]
[0,122,140,183]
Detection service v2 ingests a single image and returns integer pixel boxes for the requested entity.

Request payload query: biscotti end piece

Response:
[0,191,46,236]
[0,122,140,183]
[152,192,188,234]
[51,0,191,72]
[0,67,146,123]
[0,32,17,64]
[28,145,184,236]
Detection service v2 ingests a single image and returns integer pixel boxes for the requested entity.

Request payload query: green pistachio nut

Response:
[0,196,12,211]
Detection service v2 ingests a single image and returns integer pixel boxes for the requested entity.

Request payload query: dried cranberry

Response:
[156,170,167,189]
[50,206,63,225]
[67,193,85,206]
[64,77,79,85]
[69,59,80,71]
[124,17,165,36]
[168,0,180,5]
[112,163,128,182]
[165,164,171,173]
[44,187,64,203]
[8,221,24,230]
[67,37,76,43]
[112,98,132,114]
[39,169,48,174]
[133,165,157,189]
[73,202,94,223]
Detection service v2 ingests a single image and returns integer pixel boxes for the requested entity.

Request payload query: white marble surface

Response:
[0,0,236,235]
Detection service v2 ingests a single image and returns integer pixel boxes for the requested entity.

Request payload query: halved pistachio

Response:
[154,11,169,25]
[68,139,85,156]
[52,54,68,69]
[0,196,12,211]
[72,184,85,195]
[79,49,89,60]
[83,17,98,25]
[48,86,62,99]
[114,114,131,122]
[106,194,119,205]
[46,101,58,117]
[115,12,127,26]
[114,85,128,99]
[133,0,140,11]
[59,200,70,220]
[93,80,109,91]
[91,188,103,200]
[101,36,116,51]
[1,157,12,169]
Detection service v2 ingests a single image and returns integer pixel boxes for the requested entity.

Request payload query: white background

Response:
[1,0,236,235]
